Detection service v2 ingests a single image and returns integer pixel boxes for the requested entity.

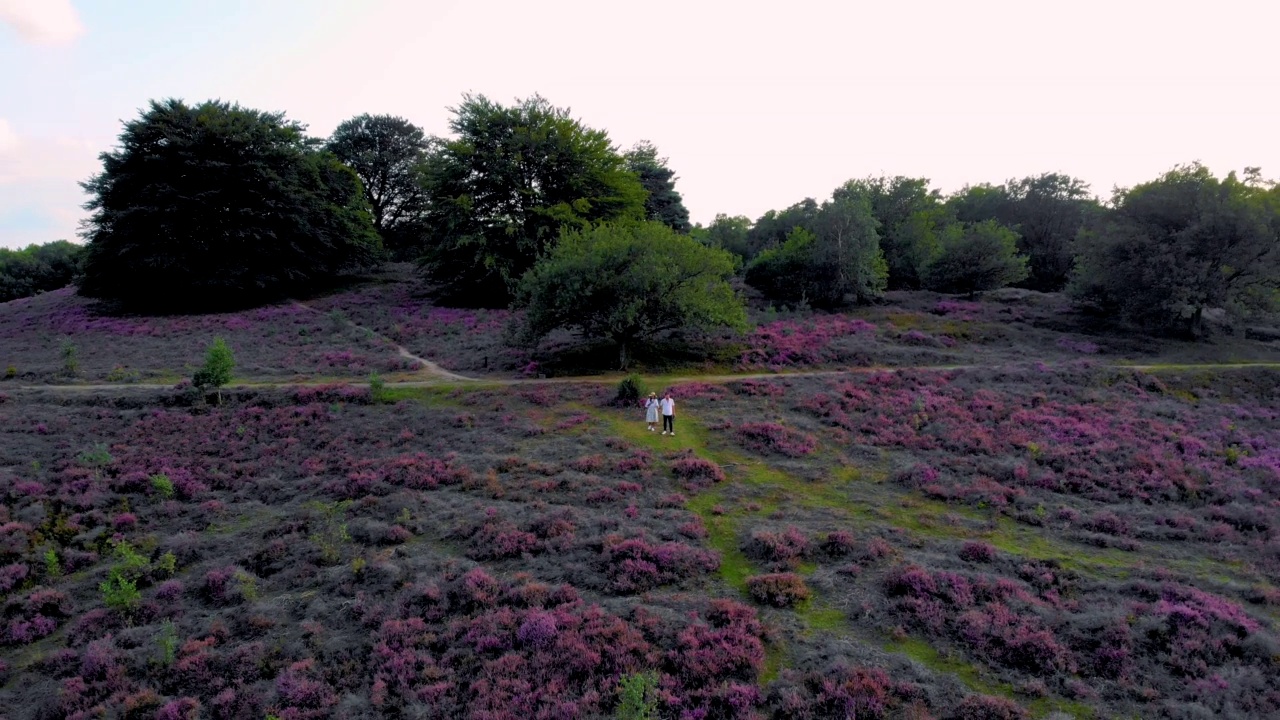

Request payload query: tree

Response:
[327,114,430,258]
[419,94,646,306]
[193,336,235,404]
[837,176,946,289]
[921,220,1029,296]
[518,222,746,369]
[0,240,83,302]
[744,192,886,308]
[624,141,691,233]
[1002,174,1100,291]
[79,99,380,308]
[700,214,753,259]
[1071,164,1280,337]
[743,198,821,262]
[947,175,1100,291]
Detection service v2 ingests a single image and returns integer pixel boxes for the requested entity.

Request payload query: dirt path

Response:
[288,299,477,383]
[10,302,1280,395]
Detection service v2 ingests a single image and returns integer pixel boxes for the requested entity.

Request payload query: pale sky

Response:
[1,0,1277,249]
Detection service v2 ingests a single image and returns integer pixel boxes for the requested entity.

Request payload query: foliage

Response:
[615,374,648,406]
[948,173,1100,291]
[746,572,812,607]
[0,240,83,303]
[921,220,1029,295]
[78,98,380,308]
[326,114,430,258]
[518,222,746,369]
[698,214,753,261]
[150,473,175,498]
[615,671,659,720]
[192,337,234,404]
[838,176,949,289]
[418,94,646,305]
[1071,163,1280,337]
[624,141,692,233]
[60,339,78,376]
[744,198,821,261]
[745,191,887,307]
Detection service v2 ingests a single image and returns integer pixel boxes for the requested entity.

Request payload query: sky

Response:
[1,0,1278,249]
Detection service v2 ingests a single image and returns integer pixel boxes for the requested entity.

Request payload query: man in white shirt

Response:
[660,392,675,435]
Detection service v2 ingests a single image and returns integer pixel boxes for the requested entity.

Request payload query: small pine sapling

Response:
[615,671,659,720]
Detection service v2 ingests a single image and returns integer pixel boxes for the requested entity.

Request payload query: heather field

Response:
[2,277,1280,720]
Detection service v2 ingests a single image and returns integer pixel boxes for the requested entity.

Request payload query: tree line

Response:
[0,240,83,303]
[48,94,1280,364]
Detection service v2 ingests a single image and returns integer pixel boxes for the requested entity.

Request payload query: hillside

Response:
[1,274,1279,719]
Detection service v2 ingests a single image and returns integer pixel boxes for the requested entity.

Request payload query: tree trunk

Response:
[1189,306,1205,340]
[618,341,629,371]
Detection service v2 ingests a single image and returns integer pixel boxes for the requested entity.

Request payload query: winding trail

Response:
[289,299,477,383]
[9,300,1280,395]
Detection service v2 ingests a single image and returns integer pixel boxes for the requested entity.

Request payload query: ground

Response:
[0,271,1278,720]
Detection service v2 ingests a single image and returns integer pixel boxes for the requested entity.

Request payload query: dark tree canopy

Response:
[743,198,821,262]
[745,192,886,308]
[1071,164,1280,337]
[78,99,379,308]
[0,240,83,302]
[947,174,1099,291]
[624,141,692,233]
[921,220,1029,296]
[518,222,746,369]
[418,94,646,306]
[700,214,753,259]
[327,114,429,257]
[836,176,947,290]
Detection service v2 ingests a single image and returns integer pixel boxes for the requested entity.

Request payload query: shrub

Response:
[746,527,811,568]
[604,537,720,593]
[615,671,660,720]
[100,573,141,616]
[671,457,726,488]
[615,374,648,407]
[821,530,857,556]
[746,573,812,608]
[948,694,1029,720]
[959,541,997,563]
[735,423,817,457]
[150,473,175,498]
[192,337,235,403]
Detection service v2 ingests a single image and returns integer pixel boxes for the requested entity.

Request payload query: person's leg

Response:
[669,414,675,435]
[663,415,673,433]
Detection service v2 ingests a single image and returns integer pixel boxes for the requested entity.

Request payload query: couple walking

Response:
[645,392,676,435]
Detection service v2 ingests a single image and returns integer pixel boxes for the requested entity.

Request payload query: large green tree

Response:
[745,192,886,307]
[518,222,746,369]
[79,99,379,307]
[0,240,83,302]
[947,174,1099,291]
[418,94,646,306]
[700,213,753,259]
[921,220,1029,295]
[624,141,692,233]
[327,114,429,257]
[836,176,947,290]
[743,198,821,262]
[1071,164,1280,337]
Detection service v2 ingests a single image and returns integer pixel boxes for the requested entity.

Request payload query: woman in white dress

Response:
[644,392,660,432]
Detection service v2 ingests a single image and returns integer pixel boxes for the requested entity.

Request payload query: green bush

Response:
[615,671,659,720]
[150,473,175,499]
[615,374,647,407]
[100,572,141,616]
[193,337,235,404]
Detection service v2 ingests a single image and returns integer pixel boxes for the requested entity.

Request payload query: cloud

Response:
[0,0,84,46]
[0,118,18,154]
[0,130,98,248]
